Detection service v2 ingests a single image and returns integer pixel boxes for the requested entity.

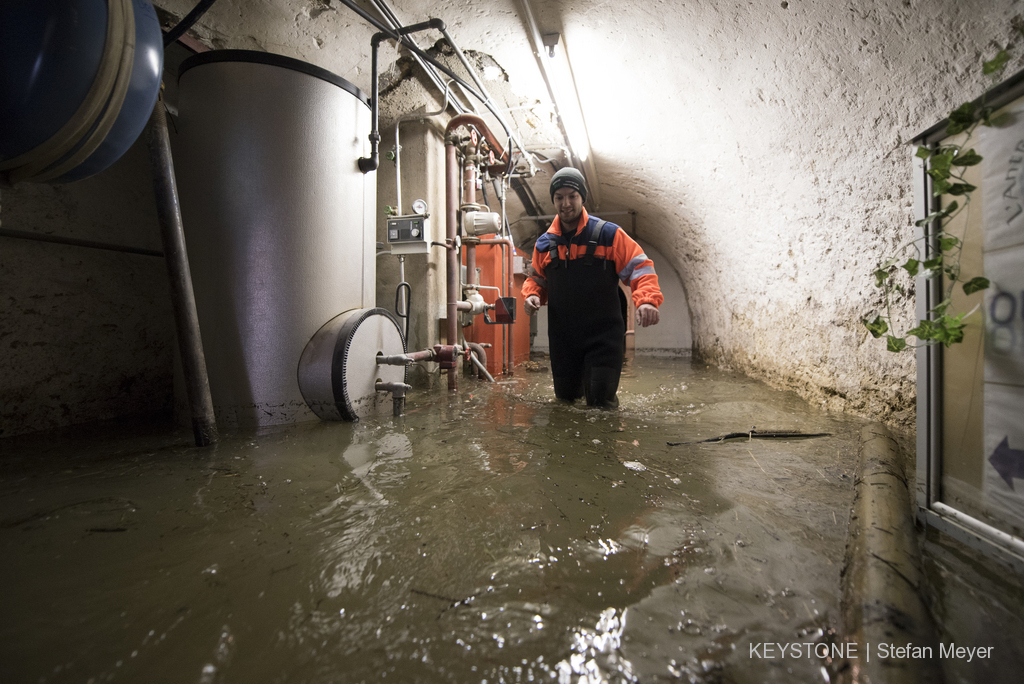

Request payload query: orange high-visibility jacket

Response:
[523,209,664,309]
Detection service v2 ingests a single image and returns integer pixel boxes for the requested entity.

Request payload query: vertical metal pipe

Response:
[146,96,218,446]
[500,178,509,373]
[359,34,382,173]
[445,141,460,391]
[464,157,477,287]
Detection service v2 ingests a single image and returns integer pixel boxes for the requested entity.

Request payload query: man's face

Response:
[553,187,584,227]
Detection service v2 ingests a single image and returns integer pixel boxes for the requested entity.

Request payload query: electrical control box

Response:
[386,214,429,255]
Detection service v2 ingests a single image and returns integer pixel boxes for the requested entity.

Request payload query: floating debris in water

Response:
[668,428,831,446]
[622,461,647,471]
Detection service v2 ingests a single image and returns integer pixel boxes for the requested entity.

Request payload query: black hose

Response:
[395,281,411,342]
[163,0,220,46]
[358,19,449,172]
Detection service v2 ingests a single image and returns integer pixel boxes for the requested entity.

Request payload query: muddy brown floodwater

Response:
[1,356,870,683]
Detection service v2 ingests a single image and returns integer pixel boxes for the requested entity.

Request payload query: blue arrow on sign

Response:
[989,436,1024,490]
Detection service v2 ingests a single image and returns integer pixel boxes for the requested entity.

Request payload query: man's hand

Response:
[524,295,541,315]
[636,303,660,328]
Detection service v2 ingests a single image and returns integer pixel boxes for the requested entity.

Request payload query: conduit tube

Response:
[469,350,495,383]
[146,96,217,446]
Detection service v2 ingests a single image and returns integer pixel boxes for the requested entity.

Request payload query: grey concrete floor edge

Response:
[839,423,941,684]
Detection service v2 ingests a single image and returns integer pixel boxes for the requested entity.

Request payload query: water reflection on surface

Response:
[1,357,866,683]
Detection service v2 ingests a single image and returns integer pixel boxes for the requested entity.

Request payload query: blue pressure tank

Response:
[0,0,164,183]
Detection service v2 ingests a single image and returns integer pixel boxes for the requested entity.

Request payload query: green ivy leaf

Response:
[916,209,948,227]
[902,258,920,276]
[887,335,908,352]
[952,149,983,166]
[934,314,967,347]
[864,316,889,338]
[939,235,960,251]
[932,178,953,194]
[930,150,955,173]
[987,111,1014,128]
[983,49,1010,75]
[923,255,943,271]
[962,276,991,295]
[946,182,977,196]
[916,146,932,159]
[907,319,937,340]
[874,268,890,287]
[946,102,977,135]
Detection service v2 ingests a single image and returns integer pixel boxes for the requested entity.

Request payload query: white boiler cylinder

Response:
[175,50,375,428]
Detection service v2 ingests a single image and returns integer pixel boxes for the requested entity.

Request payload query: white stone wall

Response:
[559,0,1024,428]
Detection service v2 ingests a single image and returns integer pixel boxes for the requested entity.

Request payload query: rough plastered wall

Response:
[373,117,450,390]
[0,141,174,438]
[552,0,1024,430]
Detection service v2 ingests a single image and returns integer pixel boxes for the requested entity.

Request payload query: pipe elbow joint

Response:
[358,154,379,173]
[375,380,411,398]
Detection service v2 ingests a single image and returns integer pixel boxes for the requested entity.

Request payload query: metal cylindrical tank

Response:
[175,50,375,428]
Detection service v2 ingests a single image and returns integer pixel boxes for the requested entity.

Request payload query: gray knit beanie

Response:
[550,167,588,203]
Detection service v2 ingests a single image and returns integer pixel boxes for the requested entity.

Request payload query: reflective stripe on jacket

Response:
[523,209,664,309]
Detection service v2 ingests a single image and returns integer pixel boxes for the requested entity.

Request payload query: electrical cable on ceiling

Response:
[163,0,219,46]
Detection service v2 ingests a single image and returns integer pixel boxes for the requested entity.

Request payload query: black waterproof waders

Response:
[545,220,626,408]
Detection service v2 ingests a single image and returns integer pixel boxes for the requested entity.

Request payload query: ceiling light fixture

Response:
[541,32,591,165]
[516,0,600,207]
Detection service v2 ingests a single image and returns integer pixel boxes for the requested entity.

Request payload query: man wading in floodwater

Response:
[523,168,664,408]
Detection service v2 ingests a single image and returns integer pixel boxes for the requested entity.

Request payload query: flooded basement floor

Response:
[2,356,873,683]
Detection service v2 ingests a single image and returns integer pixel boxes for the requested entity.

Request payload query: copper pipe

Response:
[447,113,508,173]
[376,348,437,365]
[445,114,508,390]
[464,155,477,287]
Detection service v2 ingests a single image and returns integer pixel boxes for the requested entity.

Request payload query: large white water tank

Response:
[175,50,375,428]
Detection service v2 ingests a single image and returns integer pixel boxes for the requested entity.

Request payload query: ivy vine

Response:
[864,46,1015,352]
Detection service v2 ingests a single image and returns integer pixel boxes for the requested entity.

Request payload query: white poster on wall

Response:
[980,103,1024,532]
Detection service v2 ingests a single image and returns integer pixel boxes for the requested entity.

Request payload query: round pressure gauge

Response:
[411,199,428,215]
